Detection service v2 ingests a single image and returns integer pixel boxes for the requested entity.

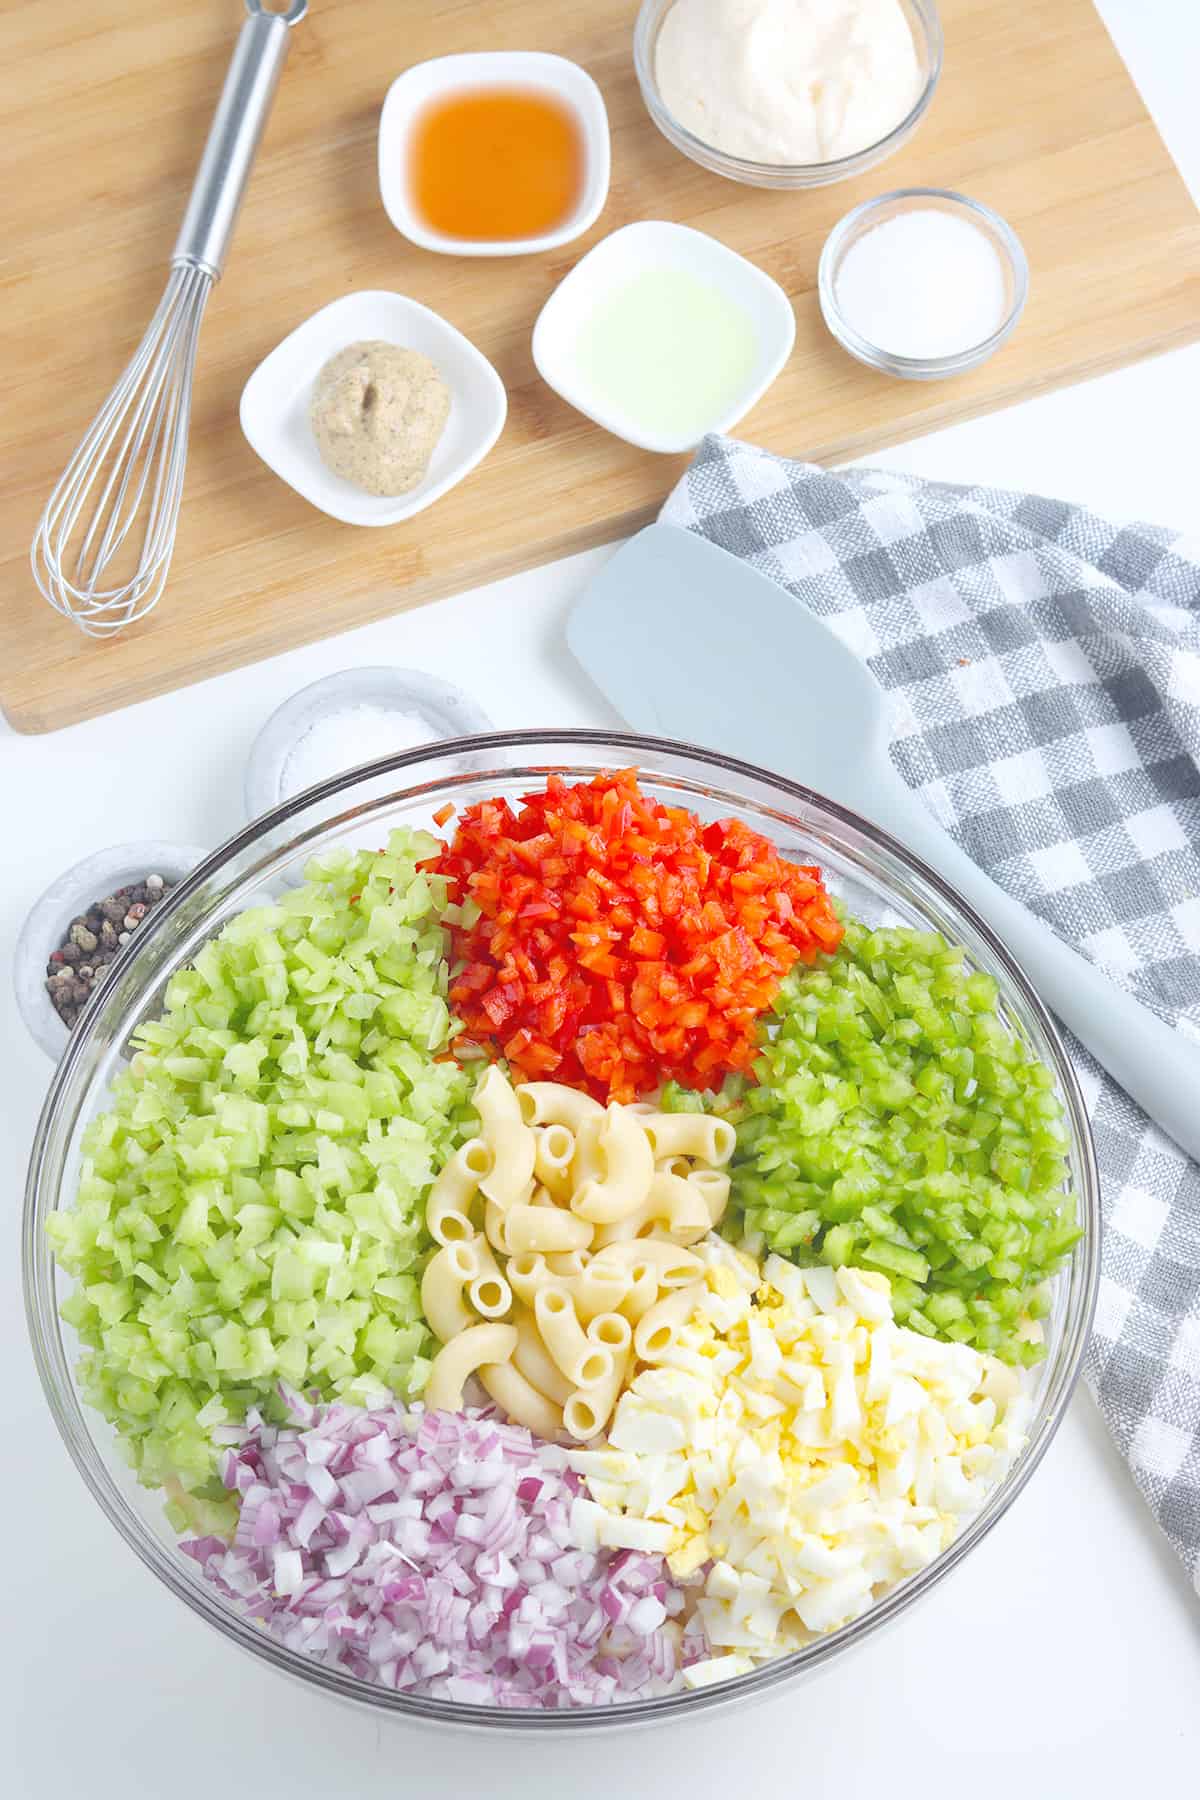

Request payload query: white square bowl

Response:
[239,291,507,527]
[378,51,611,257]
[531,220,796,454]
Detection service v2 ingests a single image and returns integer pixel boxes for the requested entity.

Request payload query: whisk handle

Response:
[172,0,306,278]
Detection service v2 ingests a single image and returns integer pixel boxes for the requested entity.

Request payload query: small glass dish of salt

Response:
[818,187,1028,380]
[244,666,494,821]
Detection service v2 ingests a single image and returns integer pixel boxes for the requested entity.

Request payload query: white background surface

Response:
[6,2,1200,1793]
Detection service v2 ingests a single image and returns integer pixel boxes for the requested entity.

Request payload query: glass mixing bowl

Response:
[23,732,1099,1732]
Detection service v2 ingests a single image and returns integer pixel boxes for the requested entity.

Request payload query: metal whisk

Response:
[32,0,306,638]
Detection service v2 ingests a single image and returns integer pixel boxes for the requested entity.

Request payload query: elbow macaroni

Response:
[421,1242,480,1343]
[474,1065,536,1206]
[424,1322,518,1413]
[590,1173,711,1248]
[544,1247,589,1279]
[477,1358,565,1440]
[644,1171,713,1244]
[563,1316,631,1439]
[427,1138,491,1245]
[594,1238,705,1287]
[512,1306,575,1406]
[568,1112,606,1191]
[587,1310,633,1358]
[419,1066,739,1440]
[505,1202,594,1256]
[564,1346,629,1442]
[508,1250,558,1305]
[634,1282,708,1363]
[484,1199,512,1255]
[572,1104,656,1223]
[517,1083,604,1131]
[533,1123,577,1201]
[467,1236,513,1320]
[616,1258,661,1323]
[535,1287,612,1389]
[691,1168,731,1227]
[640,1111,736,1167]
[572,1258,633,1324]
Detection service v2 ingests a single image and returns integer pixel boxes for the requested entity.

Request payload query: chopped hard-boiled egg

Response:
[568,1241,1030,1678]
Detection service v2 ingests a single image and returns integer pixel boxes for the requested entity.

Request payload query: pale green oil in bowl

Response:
[571,268,761,446]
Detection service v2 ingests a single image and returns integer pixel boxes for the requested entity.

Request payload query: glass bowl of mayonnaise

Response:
[634,0,943,190]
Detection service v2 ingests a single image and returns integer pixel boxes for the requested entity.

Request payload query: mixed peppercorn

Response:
[45,873,173,1029]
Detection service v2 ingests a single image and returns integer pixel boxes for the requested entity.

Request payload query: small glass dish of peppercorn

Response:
[14,842,208,1061]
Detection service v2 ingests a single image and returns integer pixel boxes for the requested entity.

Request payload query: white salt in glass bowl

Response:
[532,221,795,453]
[379,52,611,256]
[244,666,494,819]
[634,0,943,190]
[239,291,506,526]
[23,732,1098,1733]
[819,188,1029,379]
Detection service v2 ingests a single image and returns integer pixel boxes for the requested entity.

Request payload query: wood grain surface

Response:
[3,0,1199,732]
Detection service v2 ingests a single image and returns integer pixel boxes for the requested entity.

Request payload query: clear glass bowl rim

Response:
[818,187,1031,377]
[633,0,945,185]
[22,729,1099,1734]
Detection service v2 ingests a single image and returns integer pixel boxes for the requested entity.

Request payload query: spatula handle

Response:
[869,769,1200,1161]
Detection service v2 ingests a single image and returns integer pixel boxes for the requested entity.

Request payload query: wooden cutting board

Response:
[4,0,1199,733]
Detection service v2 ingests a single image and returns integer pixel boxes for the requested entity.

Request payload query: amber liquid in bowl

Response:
[409,87,584,241]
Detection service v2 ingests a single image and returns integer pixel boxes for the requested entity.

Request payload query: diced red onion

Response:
[181,1399,705,1708]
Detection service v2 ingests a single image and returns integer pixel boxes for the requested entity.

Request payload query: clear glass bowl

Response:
[633,0,943,190]
[819,188,1030,378]
[22,731,1099,1733]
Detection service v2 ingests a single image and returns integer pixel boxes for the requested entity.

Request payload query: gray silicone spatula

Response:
[567,523,1200,1160]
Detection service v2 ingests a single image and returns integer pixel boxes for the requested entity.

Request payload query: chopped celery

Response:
[46,829,473,1495]
[712,916,1079,1363]
[860,1241,930,1284]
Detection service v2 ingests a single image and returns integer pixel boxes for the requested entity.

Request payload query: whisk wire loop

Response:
[32,262,214,638]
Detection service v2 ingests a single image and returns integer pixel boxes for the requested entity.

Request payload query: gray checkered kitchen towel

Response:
[661,436,1200,1587]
